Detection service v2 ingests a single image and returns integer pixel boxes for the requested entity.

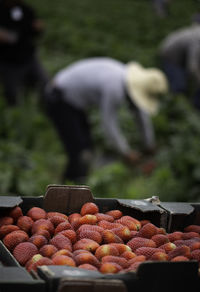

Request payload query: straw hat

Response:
[125,62,168,115]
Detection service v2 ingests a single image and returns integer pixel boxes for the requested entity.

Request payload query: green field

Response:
[0,0,200,201]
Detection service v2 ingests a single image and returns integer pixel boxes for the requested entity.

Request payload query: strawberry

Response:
[80,202,99,216]
[102,229,123,244]
[116,216,141,231]
[13,242,38,266]
[151,234,169,247]
[168,245,191,260]
[137,223,158,238]
[127,237,156,251]
[78,229,102,244]
[100,262,122,274]
[105,210,123,220]
[184,225,200,234]
[135,247,164,259]
[73,238,99,253]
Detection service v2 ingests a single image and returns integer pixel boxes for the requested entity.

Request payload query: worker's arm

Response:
[134,107,156,154]
[100,91,141,165]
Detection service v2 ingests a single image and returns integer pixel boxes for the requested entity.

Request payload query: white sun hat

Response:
[125,62,169,115]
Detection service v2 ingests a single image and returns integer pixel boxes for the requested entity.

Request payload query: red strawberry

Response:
[127,237,156,251]
[50,234,72,251]
[174,238,200,248]
[151,234,169,247]
[52,255,76,266]
[140,220,150,227]
[80,202,99,216]
[28,234,48,249]
[35,229,51,240]
[150,251,168,261]
[3,230,29,251]
[68,213,81,224]
[190,249,200,262]
[184,225,200,234]
[74,252,100,268]
[109,243,132,254]
[95,213,114,222]
[95,244,119,260]
[78,264,98,271]
[116,216,140,231]
[59,229,77,244]
[27,207,47,221]
[121,250,136,260]
[98,220,122,230]
[137,223,158,238]
[9,206,23,221]
[167,231,183,242]
[78,215,97,226]
[77,224,104,235]
[101,255,128,269]
[157,227,167,235]
[54,221,72,234]
[159,242,176,253]
[171,256,189,262]
[31,219,54,235]
[126,261,143,272]
[0,216,14,227]
[128,255,146,266]
[78,230,102,244]
[0,225,20,239]
[49,215,67,227]
[102,230,123,244]
[182,232,199,240]
[25,254,43,272]
[47,212,68,220]
[17,216,34,233]
[73,238,99,253]
[13,242,38,266]
[111,226,132,242]
[168,245,191,260]
[27,257,53,272]
[105,210,123,220]
[190,241,200,251]
[52,249,73,258]
[73,249,92,257]
[39,244,58,258]
[135,247,164,259]
[100,262,122,274]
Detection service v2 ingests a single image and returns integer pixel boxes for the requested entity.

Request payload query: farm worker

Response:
[0,0,49,105]
[159,15,200,110]
[44,57,168,183]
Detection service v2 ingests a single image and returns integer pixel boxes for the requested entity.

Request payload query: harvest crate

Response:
[0,185,200,292]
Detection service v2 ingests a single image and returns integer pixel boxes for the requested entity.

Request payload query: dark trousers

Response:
[0,54,49,106]
[44,87,93,182]
[161,58,200,110]
[161,59,187,93]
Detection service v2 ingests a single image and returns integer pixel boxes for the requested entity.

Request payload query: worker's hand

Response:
[123,150,142,166]
[32,19,45,33]
[139,159,157,175]
[0,28,17,43]
[143,146,157,156]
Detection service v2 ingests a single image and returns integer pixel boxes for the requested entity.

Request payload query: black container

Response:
[0,185,200,292]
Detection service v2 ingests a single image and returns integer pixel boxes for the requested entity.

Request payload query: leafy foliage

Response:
[0,0,200,201]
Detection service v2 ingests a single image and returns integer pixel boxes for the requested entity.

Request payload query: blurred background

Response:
[0,0,200,202]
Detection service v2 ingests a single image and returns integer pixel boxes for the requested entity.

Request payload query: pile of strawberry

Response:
[0,202,200,274]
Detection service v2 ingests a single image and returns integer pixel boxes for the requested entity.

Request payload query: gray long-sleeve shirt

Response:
[51,57,155,155]
[159,25,200,83]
